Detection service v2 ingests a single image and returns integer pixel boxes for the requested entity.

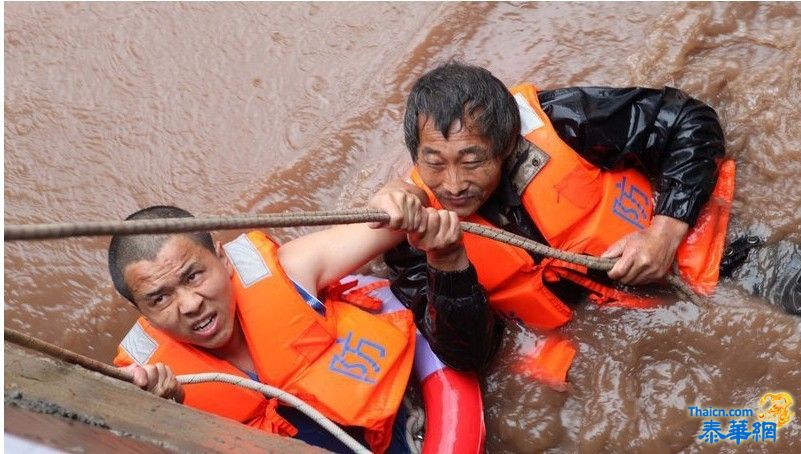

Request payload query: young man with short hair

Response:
[109,205,483,453]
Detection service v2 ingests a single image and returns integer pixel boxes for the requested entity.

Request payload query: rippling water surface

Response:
[5,2,800,451]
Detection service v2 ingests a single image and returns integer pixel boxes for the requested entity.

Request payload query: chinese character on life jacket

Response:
[612,176,650,230]
[328,331,386,384]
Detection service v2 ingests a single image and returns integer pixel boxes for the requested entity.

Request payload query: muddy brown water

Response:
[5,2,800,452]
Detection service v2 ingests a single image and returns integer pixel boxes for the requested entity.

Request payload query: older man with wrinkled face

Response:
[415,115,502,218]
[366,61,728,373]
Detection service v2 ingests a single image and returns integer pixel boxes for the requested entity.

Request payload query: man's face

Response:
[415,115,504,217]
[124,235,236,351]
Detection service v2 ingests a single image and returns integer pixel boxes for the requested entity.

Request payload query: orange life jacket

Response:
[411,82,734,331]
[114,231,416,453]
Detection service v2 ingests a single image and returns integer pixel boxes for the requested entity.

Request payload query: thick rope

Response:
[3,209,388,241]
[459,222,616,271]
[3,327,369,454]
[459,222,705,306]
[4,209,706,305]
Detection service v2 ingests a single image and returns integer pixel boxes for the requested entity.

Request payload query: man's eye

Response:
[152,295,166,306]
[187,271,198,281]
[462,159,486,169]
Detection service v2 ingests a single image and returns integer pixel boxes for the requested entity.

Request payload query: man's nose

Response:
[442,166,468,195]
[176,287,203,315]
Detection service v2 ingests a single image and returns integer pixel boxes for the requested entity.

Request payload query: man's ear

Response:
[215,241,234,277]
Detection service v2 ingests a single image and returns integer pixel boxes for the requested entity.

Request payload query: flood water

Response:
[5,2,800,452]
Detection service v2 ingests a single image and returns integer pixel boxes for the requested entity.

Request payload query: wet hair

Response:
[108,205,214,303]
[404,61,521,161]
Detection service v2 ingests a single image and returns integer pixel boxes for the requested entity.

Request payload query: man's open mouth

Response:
[193,314,217,332]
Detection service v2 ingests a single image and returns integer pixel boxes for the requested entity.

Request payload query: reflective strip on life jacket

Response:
[119,318,157,365]
[511,83,655,254]
[114,317,280,431]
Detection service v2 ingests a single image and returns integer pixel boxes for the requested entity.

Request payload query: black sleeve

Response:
[384,241,503,372]
[537,86,726,226]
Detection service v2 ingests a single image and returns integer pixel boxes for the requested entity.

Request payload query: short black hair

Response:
[108,205,214,303]
[403,61,521,161]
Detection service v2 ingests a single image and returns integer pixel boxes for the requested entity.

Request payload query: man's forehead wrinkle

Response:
[125,257,181,296]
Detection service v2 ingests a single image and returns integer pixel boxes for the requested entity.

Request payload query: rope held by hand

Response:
[4,209,705,305]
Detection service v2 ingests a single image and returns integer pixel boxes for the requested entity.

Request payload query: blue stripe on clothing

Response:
[291,279,327,315]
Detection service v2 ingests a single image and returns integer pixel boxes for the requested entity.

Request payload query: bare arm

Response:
[278,223,406,295]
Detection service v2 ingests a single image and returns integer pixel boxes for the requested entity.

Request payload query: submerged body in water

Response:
[727,240,801,315]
